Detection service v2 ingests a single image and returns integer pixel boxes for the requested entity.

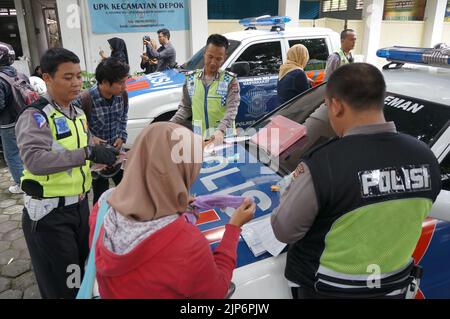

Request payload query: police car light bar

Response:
[377,46,450,68]
[239,15,291,30]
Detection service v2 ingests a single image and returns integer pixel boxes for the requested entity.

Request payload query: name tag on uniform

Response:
[216,81,228,95]
[53,117,72,140]
[188,81,196,97]
[54,117,70,135]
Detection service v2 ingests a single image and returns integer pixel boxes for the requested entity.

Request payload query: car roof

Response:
[383,65,450,107]
[224,27,338,42]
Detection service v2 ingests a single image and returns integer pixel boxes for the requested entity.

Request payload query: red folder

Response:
[251,115,307,157]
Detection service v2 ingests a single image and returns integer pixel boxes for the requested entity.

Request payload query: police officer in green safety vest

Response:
[325,29,356,80]
[15,48,119,299]
[170,34,240,146]
[271,63,441,299]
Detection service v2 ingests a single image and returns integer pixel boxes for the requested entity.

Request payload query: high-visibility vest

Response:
[186,69,236,137]
[21,101,91,197]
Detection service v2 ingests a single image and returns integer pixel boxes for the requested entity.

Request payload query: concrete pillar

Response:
[279,0,301,25]
[423,0,447,48]
[13,0,32,68]
[56,0,86,70]
[361,0,384,65]
[189,0,208,56]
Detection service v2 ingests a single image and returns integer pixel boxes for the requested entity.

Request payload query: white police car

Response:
[190,45,450,299]
[124,16,340,148]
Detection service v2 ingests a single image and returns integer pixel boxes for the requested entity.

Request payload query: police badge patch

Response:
[54,117,70,135]
[53,117,72,139]
[33,112,47,129]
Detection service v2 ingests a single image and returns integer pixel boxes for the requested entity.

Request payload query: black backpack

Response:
[0,71,40,113]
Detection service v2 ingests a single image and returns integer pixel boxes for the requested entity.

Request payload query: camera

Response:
[143,36,151,42]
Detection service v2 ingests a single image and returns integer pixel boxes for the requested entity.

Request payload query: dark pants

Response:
[22,197,90,299]
[92,169,123,204]
[291,286,407,299]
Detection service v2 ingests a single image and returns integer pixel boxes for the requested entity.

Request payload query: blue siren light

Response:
[377,46,450,68]
[239,15,291,28]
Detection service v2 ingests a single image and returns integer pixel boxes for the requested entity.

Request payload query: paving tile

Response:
[0,221,17,234]
[23,285,40,299]
[12,271,36,290]
[0,289,23,299]
[1,259,31,278]
[0,277,11,293]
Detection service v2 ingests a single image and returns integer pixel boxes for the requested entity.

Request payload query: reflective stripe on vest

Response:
[21,103,92,197]
[188,70,235,137]
[337,49,351,66]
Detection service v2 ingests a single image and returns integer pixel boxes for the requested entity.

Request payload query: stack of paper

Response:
[241,216,287,257]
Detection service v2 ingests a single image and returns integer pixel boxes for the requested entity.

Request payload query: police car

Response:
[124,16,340,148]
[190,45,450,299]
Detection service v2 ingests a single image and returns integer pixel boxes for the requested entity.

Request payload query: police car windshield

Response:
[384,93,450,145]
[248,85,450,175]
[182,40,241,71]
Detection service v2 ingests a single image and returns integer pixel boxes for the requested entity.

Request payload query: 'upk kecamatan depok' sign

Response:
[88,0,189,33]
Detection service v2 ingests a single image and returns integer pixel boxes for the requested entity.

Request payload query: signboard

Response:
[87,0,189,33]
[383,0,426,21]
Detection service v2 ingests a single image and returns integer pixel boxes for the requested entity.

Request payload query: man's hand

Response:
[91,136,106,145]
[99,49,106,60]
[85,145,119,166]
[113,138,124,150]
[205,130,224,147]
[150,39,157,49]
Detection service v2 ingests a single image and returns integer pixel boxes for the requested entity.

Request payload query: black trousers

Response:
[22,197,90,299]
[92,169,123,204]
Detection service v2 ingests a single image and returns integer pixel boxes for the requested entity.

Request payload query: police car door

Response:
[285,37,331,86]
[231,40,284,129]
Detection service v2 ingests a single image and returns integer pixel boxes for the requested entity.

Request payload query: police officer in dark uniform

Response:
[271,63,442,299]
[15,48,119,298]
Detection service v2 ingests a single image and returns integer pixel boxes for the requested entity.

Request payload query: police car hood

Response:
[190,142,283,268]
[126,69,185,99]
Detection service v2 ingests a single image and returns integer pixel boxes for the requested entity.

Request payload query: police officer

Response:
[15,48,119,299]
[271,63,442,299]
[325,29,356,80]
[170,34,240,145]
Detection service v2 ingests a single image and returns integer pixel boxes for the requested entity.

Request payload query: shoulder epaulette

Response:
[27,97,49,111]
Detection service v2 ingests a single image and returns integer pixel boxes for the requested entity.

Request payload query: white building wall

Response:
[56,0,191,73]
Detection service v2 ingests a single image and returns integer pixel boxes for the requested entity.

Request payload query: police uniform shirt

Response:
[170,69,240,133]
[271,121,398,244]
[15,93,88,176]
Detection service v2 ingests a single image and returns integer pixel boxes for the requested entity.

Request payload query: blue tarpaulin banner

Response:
[87,0,190,33]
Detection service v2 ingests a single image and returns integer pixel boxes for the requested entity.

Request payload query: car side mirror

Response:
[229,62,250,77]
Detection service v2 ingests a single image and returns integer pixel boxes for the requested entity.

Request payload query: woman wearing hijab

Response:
[277,44,311,105]
[88,122,256,298]
[99,37,129,65]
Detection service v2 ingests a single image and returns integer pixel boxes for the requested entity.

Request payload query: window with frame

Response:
[356,0,364,10]
[288,38,329,71]
[235,41,282,76]
[322,0,348,12]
